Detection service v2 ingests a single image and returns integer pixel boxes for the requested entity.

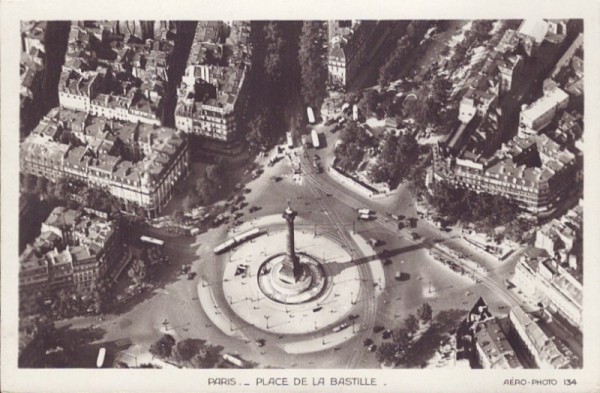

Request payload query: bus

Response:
[140,236,164,246]
[96,347,106,368]
[232,228,265,244]
[223,353,245,367]
[213,238,236,255]
[306,106,315,124]
[311,129,320,149]
[214,228,266,254]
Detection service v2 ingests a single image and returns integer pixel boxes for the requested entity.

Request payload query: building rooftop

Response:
[521,87,569,124]
[23,107,186,188]
[517,19,549,44]
[474,317,522,368]
[44,207,82,229]
[510,306,570,368]
[177,21,251,117]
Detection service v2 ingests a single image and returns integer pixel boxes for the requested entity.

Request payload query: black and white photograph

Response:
[2,0,599,392]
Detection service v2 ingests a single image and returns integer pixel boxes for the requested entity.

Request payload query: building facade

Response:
[434,133,580,214]
[19,207,125,294]
[175,21,252,142]
[508,306,571,369]
[20,108,190,217]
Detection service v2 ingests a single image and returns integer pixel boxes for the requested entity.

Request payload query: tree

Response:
[194,177,213,205]
[369,133,419,187]
[22,173,38,193]
[376,342,399,364]
[358,90,379,118]
[298,21,327,108]
[417,302,433,323]
[127,259,147,286]
[392,327,411,349]
[181,193,193,213]
[404,314,420,335]
[171,210,184,225]
[190,348,211,368]
[263,22,285,86]
[149,334,176,359]
[246,109,276,151]
[205,157,227,185]
[35,176,49,196]
[174,339,204,364]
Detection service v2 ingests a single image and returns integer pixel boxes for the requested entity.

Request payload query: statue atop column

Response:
[279,200,302,283]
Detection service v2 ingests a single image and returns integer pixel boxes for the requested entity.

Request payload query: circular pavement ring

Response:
[221,229,364,335]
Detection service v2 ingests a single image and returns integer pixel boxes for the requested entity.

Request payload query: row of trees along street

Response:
[243,21,328,152]
[427,181,535,241]
[243,21,303,151]
[148,334,227,368]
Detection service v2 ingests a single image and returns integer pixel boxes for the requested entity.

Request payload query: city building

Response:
[535,204,582,259]
[20,107,190,217]
[19,246,50,294]
[513,245,582,330]
[19,207,125,294]
[20,21,48,135]
[473,317,523,369]
[58,22,175,126]
[518,86,569,136]
[446,27,525,158]
[175,21,252,142]
[508,306,571,368]
[516,19,567,56]
[327,21,386,89]
[457,297,523,369]
[434,132,579,214]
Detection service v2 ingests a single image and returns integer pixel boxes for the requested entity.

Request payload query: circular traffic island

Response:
[221,228,362,335]
[258,252,327,304]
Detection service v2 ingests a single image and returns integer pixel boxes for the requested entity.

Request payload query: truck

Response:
[311,129,320,149]
[352,104,359,121]
[307,106,315,124]
[358,208,374,216]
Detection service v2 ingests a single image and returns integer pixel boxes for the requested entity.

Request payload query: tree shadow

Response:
[19,324,117,368]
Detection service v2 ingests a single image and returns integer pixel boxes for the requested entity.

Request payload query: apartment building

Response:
[20,108,190,217]
[508,306,571,368]
[175,21,252,142]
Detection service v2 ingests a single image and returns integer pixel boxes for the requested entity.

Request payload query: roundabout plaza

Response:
[198,204,381,352]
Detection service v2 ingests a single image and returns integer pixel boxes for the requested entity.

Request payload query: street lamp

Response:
[264,315,270,329]
[350,291,355,305]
